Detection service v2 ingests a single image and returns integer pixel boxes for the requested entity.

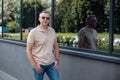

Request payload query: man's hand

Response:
[34,64,43,73]
[54,60,59,70]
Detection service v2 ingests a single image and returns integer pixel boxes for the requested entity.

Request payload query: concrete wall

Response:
[0,39,120,80]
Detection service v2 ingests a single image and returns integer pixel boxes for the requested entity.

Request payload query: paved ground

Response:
[0,70,18,80]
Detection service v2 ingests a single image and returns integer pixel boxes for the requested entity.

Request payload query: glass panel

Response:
[2,0,21,40]
[0,0,2,37]
[55,0,109,51]
[22,0,51,41]
[113,0,120,53]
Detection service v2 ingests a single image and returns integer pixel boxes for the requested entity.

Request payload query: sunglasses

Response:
[41,16,50,20]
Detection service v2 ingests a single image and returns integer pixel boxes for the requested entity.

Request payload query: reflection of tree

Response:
[41,0,51,8]
[0,0,19,25]
[22,0,44,28]
[55,0,120,33]
[6,21,19,33]
[0,0,50,29]
[114,0,120,33]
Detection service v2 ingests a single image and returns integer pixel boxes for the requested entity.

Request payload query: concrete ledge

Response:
[60,48,120,64]
[0,38,120,64]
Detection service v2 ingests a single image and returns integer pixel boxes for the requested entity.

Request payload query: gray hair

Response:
[39,11,50,17]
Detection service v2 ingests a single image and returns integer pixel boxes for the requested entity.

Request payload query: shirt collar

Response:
[36,25,50,32]
[86,26,93,33]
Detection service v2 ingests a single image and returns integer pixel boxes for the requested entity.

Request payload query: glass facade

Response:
[0,0,2,37]
[0,0,120,56]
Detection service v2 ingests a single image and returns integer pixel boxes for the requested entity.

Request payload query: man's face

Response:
[89,17,97,28]
[39,13,50,27]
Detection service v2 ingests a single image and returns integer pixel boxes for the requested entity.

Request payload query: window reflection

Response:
[55,0,110,52]
[113,0,120,53]
[2,0,20,40]
[0,0,2,37]
[1,0,120,54]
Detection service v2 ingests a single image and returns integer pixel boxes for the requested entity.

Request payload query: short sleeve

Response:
[27,30,35,44]
[78,29,85,41]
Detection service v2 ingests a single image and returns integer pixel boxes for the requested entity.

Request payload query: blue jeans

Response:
[33,62,59,80]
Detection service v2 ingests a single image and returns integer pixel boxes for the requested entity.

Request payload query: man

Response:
[26,11,59,80]
[78,15,98,50]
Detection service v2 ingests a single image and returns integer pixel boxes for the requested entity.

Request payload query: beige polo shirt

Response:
[27,26,57,65]
[78,26,97,50]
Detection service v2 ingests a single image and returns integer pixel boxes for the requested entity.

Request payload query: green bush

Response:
[56,33,120,53]
[6,21,19,33]
[1,32,120,53]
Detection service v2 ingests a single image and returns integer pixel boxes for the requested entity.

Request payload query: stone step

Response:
[0,70,18,80]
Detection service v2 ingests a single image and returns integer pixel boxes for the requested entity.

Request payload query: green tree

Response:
[114,0,120,33]
[0,0,18,25]
[55,0,109,33]
[6,21,18,33]
[55,0,73,32]
[23,0,44,29]
[81,0,109,32]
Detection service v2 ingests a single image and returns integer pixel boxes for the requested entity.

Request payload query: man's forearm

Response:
[53,42,60,61]
[26,45,37,67]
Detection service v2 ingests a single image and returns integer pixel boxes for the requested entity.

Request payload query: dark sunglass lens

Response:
[46,17,50,20]
[42,17,45,19]
[42,17,50,20]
